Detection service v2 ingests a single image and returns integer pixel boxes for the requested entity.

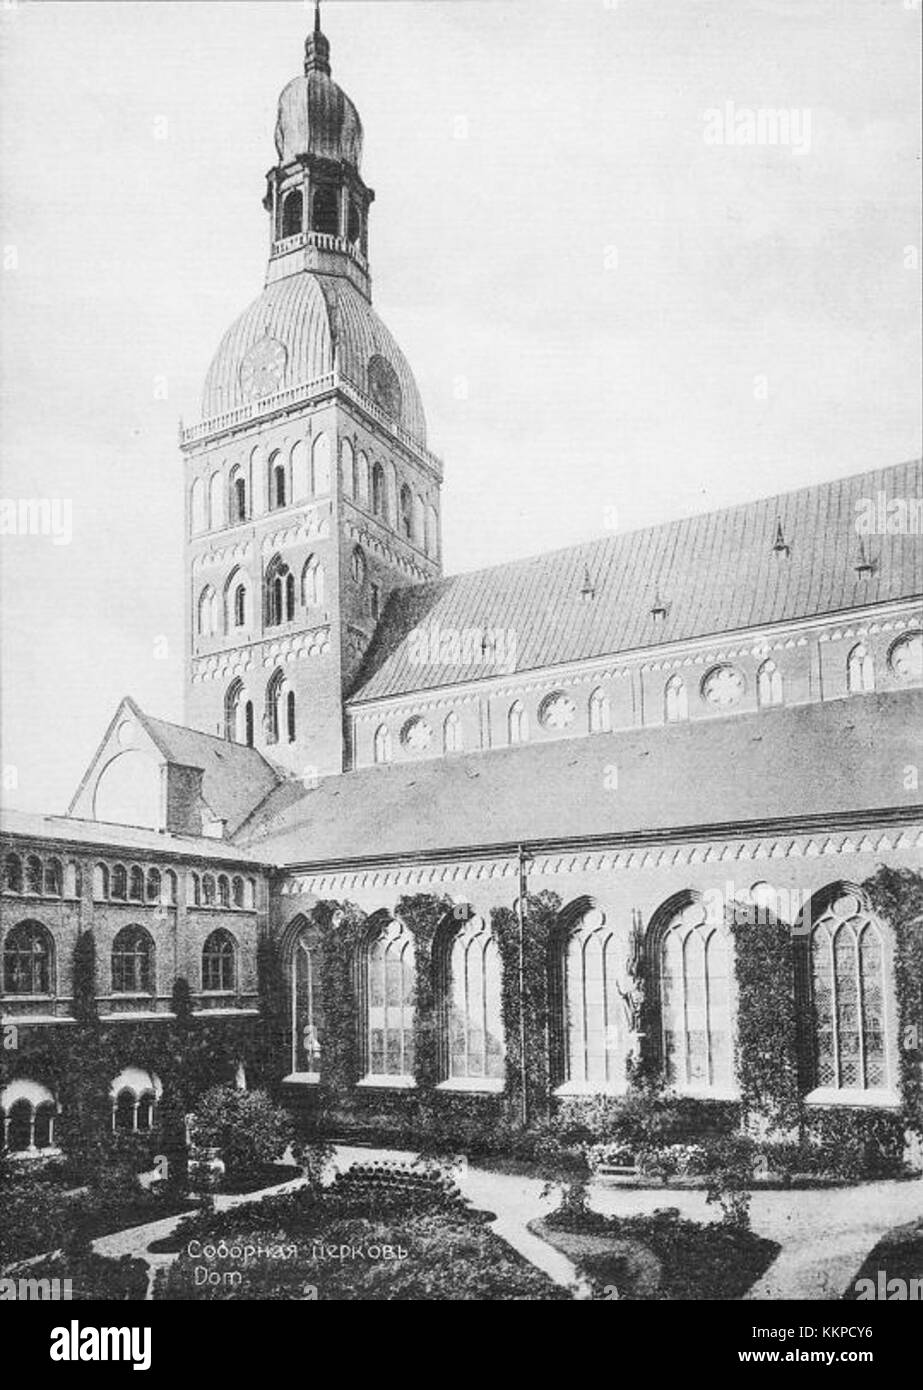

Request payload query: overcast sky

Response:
[1,0,920,814]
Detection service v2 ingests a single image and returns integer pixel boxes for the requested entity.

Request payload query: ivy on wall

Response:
[863,865,923,1137]
[727,903,802,1132]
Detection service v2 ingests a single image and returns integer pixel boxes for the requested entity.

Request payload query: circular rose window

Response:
[701,664,745,708]
[538,692,576,730]
[401,716,433,751]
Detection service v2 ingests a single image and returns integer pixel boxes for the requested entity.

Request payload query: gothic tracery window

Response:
[202,929,236,993]
[442,916,504,1083]
[561,910,621,1089]
[111,926,154,995]
[809,890,889,1093]
[657,898,732,1092]
[3,921,54,995]
[365,919,415,1079]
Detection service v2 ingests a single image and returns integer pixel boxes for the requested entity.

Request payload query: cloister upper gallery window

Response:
[3,920,54,994]
[111,926,154,995]
[665,675,688,723]
[847,642,875,694]
[365,919,415,1080]
[809,889,888,1092]
[757,658,783,707]
[202,929,236,993]
[657,899,732,1092]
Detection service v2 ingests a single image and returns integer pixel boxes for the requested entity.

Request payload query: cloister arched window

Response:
[281,187,303,239]
[93,863,109,900]
[145,868,161,903]
[665,674,688,723]
[163,870,177,906]
[202,929,236,993]
[559,908,621,1090]
[266,557,295,626]
[655,897,732,1092]
[443,711,463,754]
[439,916,504,1084]
[111,864,128,900]
[1,1080,57,1154]
[266,669,285,745]
[312,184,338,235]
[399,483,413,540]
[64,861,82,898]
[110,1069,161,1135]
[508,700,529,745]
[232,876,244,908]
[806,888,889,1093]
[202,873,216,906]
[3,921,54,995]
[364,918,415,1080]
[757,658,783,707]
[290,919,324,1076]
[847,642,875,694]
[43,858,62,896]
[302,555,324,608]
[373,724,392,764]
[3,853,23,893]
[589,687,611,734]
[217,874,230,908]
[188,872,201,907]
[269,452,287,510]
[111,926,154,995]
[128,865,144,902]
[371,462,386,518]
[25,855,42,895]
[198,585,219,638]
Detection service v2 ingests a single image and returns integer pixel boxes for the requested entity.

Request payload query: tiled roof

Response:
[0,808,271,865]
[234,690,923,866]
[350,459,922,703]
[133,708,286,837]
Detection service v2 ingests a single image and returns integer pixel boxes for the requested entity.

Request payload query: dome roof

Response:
[275,70,363,169]
[200,271,427,444]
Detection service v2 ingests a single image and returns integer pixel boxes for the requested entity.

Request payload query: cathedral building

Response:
[2,12,921,1162]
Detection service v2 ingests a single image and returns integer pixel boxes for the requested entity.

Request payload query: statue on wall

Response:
[616,910,646,1058]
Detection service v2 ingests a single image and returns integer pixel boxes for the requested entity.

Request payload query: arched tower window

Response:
[373,724,392,764]
[757,659,783,707]
[340,439,355,498]
[225,678,245,743]
[191,477,207,535]
[244,701,254,747]
[665,674,688,723]
[198,585,219,638]
[266,557,294,626]
[399,483,413,540]
[208,472,225,531]
[266,669,285,745]
[806,888,889,1093]
[286,689,296,743]
[230,467,248,523]
[302,555,324,608]
[508,700,529,745]
[371,462,386,518]
[847,643,875,694]
[364,919,415,1080]
[655,897,732,1092]
[439,915,504,1083]
[290,440,309,502]
[3,920,54,994]
[269,452,287,510]
[589,687,611,734]
[312,433,331,495]
[312,184,339,235]
[202,929,236,993]
[347,199,362,245]
[111,926,154,995]
[281,187,303,239]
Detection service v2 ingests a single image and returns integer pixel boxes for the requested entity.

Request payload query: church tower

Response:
[181,6,443,779]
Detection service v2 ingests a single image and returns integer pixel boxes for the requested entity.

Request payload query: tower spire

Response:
[305,0,331,75]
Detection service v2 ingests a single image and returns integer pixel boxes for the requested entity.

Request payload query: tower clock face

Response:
[239,337,287,400]
[701,664,745,708]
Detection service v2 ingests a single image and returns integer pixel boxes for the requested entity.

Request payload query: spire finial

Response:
[305,0,331,75]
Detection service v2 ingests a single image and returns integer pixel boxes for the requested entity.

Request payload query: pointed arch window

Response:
[43,858,62,897]
[269,453,287,510]
[198,585,219,638]
[443,711,463,754]
[508,700,529,745]
[440,916,504,1084]
[230,467,248,523]
[340,439,355,498]
[291,921,324,1076]
[24,855,42,895]
[202,929,237,993]
[372,462,386,518]
[808,890,889,1093]
[111,864,128,901]
[589,687,611,734]
[364,919,415,1080]
[266,557,295,627]
[202,873,216,907]
[757,658,783,707]
[302,555,324,608]
[373,724,392,765]
[665,674,688,723]
[128,865,144,902]
[560,909,622,1090]
[111,925,154,995]
[656,898,732,1092]
[266,669,286,745]
[847,642,875,694]
[145,868,161,903]
[3,920,54,994]
[225,678,244,743]
[399,483,413,540]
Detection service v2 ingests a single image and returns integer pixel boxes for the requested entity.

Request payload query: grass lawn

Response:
[531,1206,780,1300]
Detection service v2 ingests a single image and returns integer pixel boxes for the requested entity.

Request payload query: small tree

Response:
[189,1085,293,1178]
